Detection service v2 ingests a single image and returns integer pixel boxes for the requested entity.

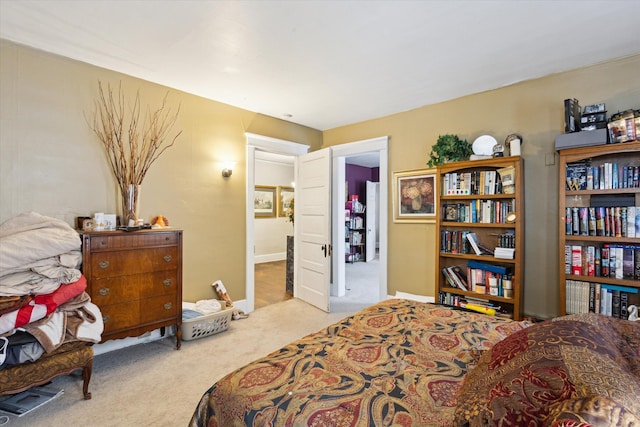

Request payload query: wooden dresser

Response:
[81,229,183,349]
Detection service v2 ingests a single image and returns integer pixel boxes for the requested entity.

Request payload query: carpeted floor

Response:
[2,299,359,427]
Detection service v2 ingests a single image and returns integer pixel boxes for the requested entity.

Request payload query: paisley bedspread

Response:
[189,299,529,427]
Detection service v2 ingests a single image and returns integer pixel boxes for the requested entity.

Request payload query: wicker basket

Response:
[181,306,233,341]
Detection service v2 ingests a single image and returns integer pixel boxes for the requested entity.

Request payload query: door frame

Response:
[331,136,388,302]
[245,133,309,313]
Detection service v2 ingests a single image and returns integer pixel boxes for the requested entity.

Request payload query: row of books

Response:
[565,206,640,238]
[565,160,640,191]
[443,170,505,196]
[442,260,514,298]
[565,244,640,280]
[438,292,511,317]
[565,281,638,319]
[347,216,364,229]
[442,199,515,224]
[349,231,363,245]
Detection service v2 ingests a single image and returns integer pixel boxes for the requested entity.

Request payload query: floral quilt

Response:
[189,299,528,427]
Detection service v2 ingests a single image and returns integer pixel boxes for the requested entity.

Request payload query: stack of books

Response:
[494,247,515,259]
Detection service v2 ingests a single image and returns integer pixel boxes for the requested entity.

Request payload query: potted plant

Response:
[427,134,473,167]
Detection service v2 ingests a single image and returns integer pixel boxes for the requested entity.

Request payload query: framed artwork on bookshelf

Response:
[254,185,277,218]
[277,186,294,217]
[393,168,437,223]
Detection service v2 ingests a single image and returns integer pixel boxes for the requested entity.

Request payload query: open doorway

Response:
[245,134,388,315]
[330,153,382,312]
[253,150,296,309]
[245,133,310,314]
[330,137,388,313]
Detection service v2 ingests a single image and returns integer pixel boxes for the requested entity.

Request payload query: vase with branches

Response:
[88,81,182,226]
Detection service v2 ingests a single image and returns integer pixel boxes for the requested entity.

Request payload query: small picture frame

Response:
[254,185,277,218]
[393,168,437,223]
[277,186,294,217]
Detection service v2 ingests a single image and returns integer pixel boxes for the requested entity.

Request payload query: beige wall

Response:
[0,39,322,304]
[2,37,639,319]
[323,55,640,318]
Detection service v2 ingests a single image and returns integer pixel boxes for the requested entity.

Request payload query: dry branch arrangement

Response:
[88,81,182,225]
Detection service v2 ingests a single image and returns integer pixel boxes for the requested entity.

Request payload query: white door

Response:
[296,148,332,311]
[366,181,378,262]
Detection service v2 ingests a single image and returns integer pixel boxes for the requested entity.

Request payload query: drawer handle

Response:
[99,260,110,269]
[165,236,171,241]
[163,279,172,286]
[103,315,110,324]
[164,302,172,310]
[100,241,107,246]
[163,255,172,262]
[99,287,110,296]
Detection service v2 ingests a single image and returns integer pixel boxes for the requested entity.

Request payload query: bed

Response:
[190,299,640,426]
[189,299,528,426]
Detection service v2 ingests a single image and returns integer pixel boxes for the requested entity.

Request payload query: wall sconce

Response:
[221,161,234,178]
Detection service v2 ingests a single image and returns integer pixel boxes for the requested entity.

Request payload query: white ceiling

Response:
[1,1,639,131]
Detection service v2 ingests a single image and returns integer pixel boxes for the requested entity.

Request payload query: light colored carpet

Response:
[4,299,358,427]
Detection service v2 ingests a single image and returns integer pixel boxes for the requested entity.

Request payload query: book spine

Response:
[612,290,621,318]
[620,292,629,320]
[588,208,597,236]
[571,245,583,275]
[601,244,610,277]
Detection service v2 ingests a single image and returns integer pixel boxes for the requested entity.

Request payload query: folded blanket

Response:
[0,276,87,334]
[0,212,82,296]
[0,211,81,269]
[22,292,103,353]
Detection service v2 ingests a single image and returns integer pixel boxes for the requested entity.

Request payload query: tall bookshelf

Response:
[557,141,640,317]
[435,156,525,320]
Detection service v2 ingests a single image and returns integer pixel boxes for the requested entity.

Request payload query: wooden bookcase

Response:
[345,199,366,263]
[435,156,525,320]
[557,141,640,317]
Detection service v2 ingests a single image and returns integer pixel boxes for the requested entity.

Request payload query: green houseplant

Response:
[427,134,473,167]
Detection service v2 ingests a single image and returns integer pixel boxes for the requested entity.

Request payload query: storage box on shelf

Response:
[435,156,525,320]
[557,141,640,318]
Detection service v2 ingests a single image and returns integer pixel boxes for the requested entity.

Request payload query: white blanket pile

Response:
[0,212,103,359]
[0,211,82,296]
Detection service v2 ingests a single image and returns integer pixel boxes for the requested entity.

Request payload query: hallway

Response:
[254,260,292,309]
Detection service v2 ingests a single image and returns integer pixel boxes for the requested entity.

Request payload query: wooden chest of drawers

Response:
[81,229,183,349]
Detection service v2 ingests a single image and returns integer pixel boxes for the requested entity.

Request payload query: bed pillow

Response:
[453,313,640,426]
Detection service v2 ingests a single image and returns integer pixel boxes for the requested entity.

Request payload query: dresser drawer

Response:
[88,232,179,251]
[101,301,139,333]
[89,247,179,278]
[140,295,178,324]
[90,270,178,305]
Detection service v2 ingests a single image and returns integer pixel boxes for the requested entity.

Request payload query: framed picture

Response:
[277,186,294,217]
[254,185,277,218]
[393,168,437,223]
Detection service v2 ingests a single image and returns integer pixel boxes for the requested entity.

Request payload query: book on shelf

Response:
[448,265,469,291]
[565,280,638,319]
[465,232,494,256]
[467,260,508,275]
[494,247,515,259]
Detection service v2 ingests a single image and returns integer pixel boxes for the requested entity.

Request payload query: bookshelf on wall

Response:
[557,141,640,318]
[435,156,525,320]
[345,198,366,262]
